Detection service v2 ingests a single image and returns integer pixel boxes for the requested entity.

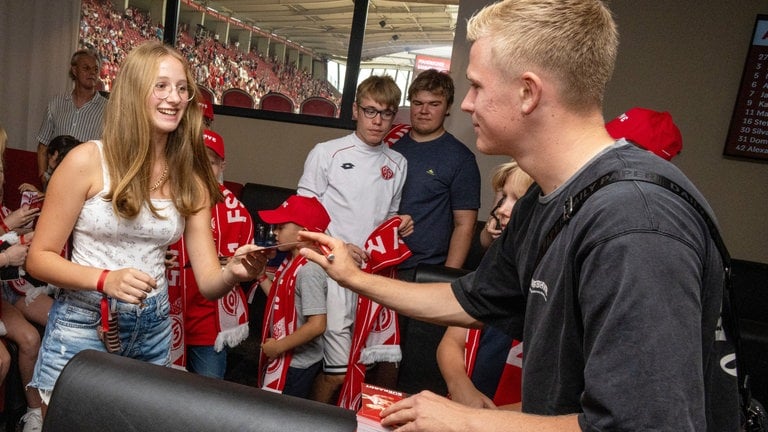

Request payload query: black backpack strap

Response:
[535,168,755,420]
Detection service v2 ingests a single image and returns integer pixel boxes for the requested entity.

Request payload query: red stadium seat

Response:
[221,88,255,109]
[259,92,294,113]
[299,97,337,117]
[2,148,41,209]
[197,86,216,106]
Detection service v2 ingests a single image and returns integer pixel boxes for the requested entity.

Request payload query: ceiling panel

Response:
[186,0,458,62]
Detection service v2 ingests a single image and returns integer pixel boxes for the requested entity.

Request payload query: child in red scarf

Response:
[166,129,252,378]
[255,195,331,398]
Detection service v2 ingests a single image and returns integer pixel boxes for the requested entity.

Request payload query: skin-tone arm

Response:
[257,275,273,296]
[436,326,496,409]
[301,230,579,431]
[444,209,477,269]
[298,230,478,328]
[27,142,263,305]
[261,314,327,360]
[184,198,265,300]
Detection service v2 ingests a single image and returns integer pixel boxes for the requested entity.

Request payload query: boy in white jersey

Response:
[297,75,413,404]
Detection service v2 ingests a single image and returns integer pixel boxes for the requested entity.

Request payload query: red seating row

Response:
[215,88,337,117]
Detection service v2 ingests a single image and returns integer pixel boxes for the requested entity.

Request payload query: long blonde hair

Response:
[102,41,221,218]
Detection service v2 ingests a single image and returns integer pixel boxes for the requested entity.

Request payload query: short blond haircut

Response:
[466,0,618,110]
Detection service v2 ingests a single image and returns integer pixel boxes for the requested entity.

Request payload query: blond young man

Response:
[299,0,739,430]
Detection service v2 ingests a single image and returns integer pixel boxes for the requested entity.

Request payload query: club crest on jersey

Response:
[381,165,394,180]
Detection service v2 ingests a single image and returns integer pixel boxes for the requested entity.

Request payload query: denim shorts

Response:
[186,345,227,379]
[30,288,172,396]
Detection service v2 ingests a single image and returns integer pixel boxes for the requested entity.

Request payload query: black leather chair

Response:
[43,350,355,432]
[396,264,470,395]
[731,259,768,407]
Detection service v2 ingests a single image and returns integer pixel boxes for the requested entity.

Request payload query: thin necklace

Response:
[150,163,169,192]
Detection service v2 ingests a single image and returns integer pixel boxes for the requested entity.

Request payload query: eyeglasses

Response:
[358,105,396,120]
[489,196,504,230]
[153,81,195,102]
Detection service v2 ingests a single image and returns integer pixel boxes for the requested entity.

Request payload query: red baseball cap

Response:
[605,107,683,161]
[199,98,214,121]
[203,129,225,159]
[258,195,331,233]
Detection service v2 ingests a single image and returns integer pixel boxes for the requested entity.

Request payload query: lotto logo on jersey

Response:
[381,165,394,180]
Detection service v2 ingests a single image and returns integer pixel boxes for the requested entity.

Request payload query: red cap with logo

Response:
[199,98,214,122]
[203,129,225,159]
[605,107,683,161]
[258,195,331,233]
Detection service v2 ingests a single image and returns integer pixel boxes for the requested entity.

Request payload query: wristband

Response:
[0,219,9,232]
[256,274,268,285]
[96,269,110,293]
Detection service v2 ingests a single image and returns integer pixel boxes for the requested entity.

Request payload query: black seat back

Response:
[731,259,768,406]
[396,264,470,395]
[43,350,355,432]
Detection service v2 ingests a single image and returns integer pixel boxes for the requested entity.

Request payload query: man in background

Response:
[297,75,410,404]
[36,48,106,189]
[300,0,739,430]
[391,69,480,278]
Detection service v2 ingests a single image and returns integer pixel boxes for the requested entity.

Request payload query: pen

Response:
[228,241,334,260]
[317,243,335,261]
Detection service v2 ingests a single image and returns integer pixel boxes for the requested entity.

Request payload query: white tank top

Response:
[69,140,184,297]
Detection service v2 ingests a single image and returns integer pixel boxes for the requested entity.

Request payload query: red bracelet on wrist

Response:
[257,274,268,285]
[96,269,110,293]
[0,219,10,232]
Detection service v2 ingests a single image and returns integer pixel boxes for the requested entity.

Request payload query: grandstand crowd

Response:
[79,0,340,110]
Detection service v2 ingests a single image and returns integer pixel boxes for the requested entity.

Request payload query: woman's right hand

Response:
[100,268,157,305]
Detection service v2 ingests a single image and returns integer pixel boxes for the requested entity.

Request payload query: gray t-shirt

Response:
[452,141,739,431]
[290,260,327,369]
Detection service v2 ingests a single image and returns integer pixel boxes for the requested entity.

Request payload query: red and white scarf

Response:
[337,216,412,409]
[464,329,523,405]
[167,186,251,369]
[383,123,412,147]
[258,255,307,392]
